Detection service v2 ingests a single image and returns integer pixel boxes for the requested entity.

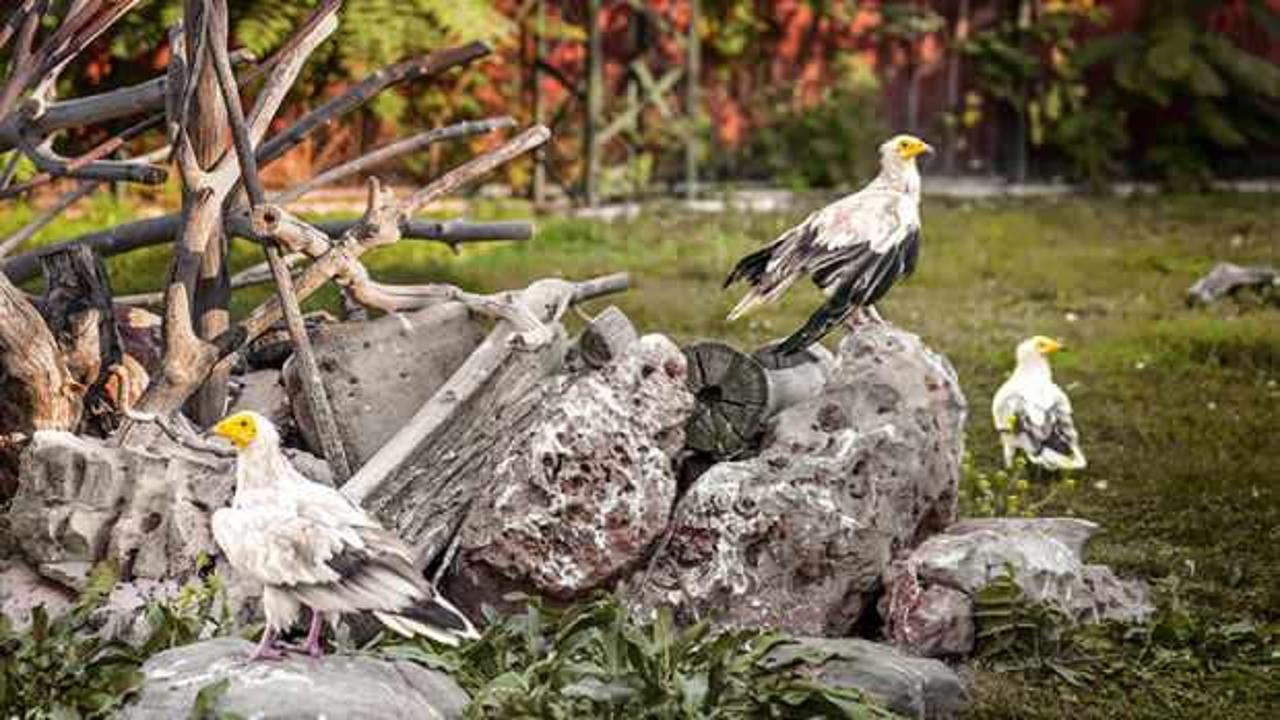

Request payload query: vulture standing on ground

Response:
[724,134,933,355]
[210,411,478,660]
[992,336,1088,471]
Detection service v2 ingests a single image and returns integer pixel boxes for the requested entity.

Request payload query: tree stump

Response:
[682,341,768,457]
[753,341,836,417]
[36,245,125,433]
[682,340,835,458]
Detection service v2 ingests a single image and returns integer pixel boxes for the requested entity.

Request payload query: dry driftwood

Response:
[116,125,552,449]
[34,245,128,433]
[342,273,630,570]
[0,271,80,433]
[1186,262,1278,306]
[577,305,638,369]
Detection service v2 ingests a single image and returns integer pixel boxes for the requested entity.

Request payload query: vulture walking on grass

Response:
[724,134,933,355]
[210,411,478,660]
[992,336,1088,471]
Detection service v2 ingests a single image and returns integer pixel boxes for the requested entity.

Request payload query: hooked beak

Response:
[210,417,248,449]
[903,141,934,160]
[1042,338,1065,355]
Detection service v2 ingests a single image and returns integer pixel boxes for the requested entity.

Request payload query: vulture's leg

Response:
[249,627,285,661]
[844,307,870,329]
[303,610,325,657]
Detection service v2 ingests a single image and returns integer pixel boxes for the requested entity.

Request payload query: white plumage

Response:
[210,411,478,659]
[992,336,1087,471]
[724,134,933,355]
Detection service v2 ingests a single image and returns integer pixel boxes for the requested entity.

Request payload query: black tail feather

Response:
[723,243,776,288]
[775,303,842,356]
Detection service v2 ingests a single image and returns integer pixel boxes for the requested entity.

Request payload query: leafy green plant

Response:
[960,454,1079,518]
[972,568,1277,695]
[0,562,234,719]
[380,595,893,719]
[960,0,1110,182]
[0,564,143,718]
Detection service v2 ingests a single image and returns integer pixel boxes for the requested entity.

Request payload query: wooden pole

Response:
[531,0,546,207]
[207,0,351,482]
[584,0,602,207]
[684,0,700,200]
[943,0,970,176]
[187,0,233,428]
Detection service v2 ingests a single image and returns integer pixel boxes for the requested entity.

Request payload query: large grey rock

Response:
[285,303,483,464]
[446,335,693,614]
[764,638,968,719]
[0,559,74,629]
[884,517,1153,656]
[627,323,966,635]
[7,431,234,581]
[122,638,468,720]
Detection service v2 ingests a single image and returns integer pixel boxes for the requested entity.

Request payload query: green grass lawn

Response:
[3,192,1277,717]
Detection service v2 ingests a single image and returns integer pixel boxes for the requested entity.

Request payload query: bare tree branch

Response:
[0,113,165,199]
[117,126,550,437]
[0,182,98,258]
[207,0,351,480]
[0,0,48,118]
[274,116,516,204]
[2,216,532,284]
[256,41,493,165]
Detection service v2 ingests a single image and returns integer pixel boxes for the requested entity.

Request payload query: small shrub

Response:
[960,454,1079,518]
[380,595,893,719]
[0,562,232,719]
[728,57,885,190]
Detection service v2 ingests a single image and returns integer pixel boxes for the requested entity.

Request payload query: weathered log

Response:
[681,340,768,457]
[0,268,80,434]
[1186,262,1278,306]
[683,340,836,458]
[753,341,836,416]
[35,244,126,433]
[577,305,638,369]
[342,274,629,569]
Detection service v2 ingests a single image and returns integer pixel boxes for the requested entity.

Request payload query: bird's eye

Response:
[899,140,910,148]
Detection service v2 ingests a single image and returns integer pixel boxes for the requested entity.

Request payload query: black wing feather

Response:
[774,230,920,356]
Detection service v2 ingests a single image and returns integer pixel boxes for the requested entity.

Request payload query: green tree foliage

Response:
[1078,0,1280,187]
[726,57,886,190]
[960,1,1119,184]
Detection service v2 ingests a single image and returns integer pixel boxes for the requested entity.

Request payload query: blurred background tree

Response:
[2,0,1277,196]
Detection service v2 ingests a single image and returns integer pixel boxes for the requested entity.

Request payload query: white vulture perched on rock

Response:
[992,336,1087,471]
[210,411,478,660]
[724,134,933,355]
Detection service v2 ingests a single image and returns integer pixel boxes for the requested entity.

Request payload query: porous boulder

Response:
[445,334,693,614]
[122,638,468,720]
[6,431,234,581]
[285,303,484,464]
[883,517,1153,657]
[628,323,966,635]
